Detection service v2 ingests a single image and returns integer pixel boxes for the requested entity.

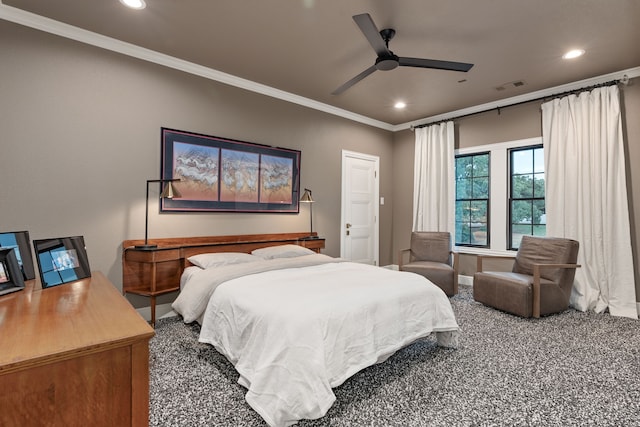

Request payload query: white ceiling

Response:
[2,0,639,129]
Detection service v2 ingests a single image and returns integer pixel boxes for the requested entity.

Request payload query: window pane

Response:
[472,226,487,245]
[533,200,546,225]
[512,150,533,174]
[512,224,533,248]
[512,200,532,224]
[511,233,524,249]
[456,156,473,179]
[456,178,471,199]
[534,148,544,173]
[533,173,545,198]
[470,200,487,223]
[512,174,533,198]
[474,154,490,177]
[456,201,470,223]
[533,225,546,236]
[472,177,489,198]
[456,222,472,245]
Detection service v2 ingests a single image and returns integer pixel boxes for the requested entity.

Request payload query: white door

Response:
[341,150,379,265]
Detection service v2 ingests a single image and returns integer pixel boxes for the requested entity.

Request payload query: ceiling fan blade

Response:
[399,57,474,72]
[331,65,377,95]
[352,13,390,57]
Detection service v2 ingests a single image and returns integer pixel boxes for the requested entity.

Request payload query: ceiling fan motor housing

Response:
[375,54,399,71]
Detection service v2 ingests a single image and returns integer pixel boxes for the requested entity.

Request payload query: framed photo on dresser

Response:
[0,248,25,296]
[33,236,91,289]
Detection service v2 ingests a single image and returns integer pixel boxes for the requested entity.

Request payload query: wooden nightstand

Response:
[122,246,183,327]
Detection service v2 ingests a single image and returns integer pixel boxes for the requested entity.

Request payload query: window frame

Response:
[454,152,491,248]
[454,137,543,256]
[508,144,546,250]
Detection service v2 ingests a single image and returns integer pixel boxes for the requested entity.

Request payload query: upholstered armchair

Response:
[399,231,459,297]
[473,236,580,318]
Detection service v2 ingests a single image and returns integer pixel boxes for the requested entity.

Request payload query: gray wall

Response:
[3,19,639,306]
[0,21,394,302]
[392,81,640,300]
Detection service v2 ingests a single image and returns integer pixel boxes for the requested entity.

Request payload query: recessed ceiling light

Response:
[119,0,146,10]
[562,49,585,60]
[394,101,406,109]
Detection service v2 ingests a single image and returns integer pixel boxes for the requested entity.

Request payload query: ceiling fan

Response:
[332,13,474,95]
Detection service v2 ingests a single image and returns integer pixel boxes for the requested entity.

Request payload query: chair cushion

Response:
[410,232,451,264]
[513,236,579,283]
[401,261,454,296]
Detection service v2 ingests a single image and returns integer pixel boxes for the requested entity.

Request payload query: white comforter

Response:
[172,254,459,427]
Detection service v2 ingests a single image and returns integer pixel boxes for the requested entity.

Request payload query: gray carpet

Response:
[149,286,640,426]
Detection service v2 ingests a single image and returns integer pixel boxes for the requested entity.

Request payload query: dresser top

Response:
[0,271,154,373]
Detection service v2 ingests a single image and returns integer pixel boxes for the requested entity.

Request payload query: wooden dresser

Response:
[0,271,155,427]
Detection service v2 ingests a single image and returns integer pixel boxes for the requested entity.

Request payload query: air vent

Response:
[495,80,526,91]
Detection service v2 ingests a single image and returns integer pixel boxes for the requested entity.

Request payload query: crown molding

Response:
[2,3,638,134]
[0,3,394,131]
[394,66,640,132]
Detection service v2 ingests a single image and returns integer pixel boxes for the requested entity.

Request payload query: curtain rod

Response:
[412,75,629,130]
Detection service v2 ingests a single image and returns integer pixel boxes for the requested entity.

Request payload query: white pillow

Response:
[188,252,259,269]
[251,244,315,260]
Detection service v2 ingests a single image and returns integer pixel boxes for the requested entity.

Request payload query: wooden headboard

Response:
[122,232,325,299]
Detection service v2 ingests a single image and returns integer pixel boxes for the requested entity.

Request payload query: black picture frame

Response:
[161,128,301,213]
[33,236,91,289]
[0,230,36,280]
[0,248,25,296]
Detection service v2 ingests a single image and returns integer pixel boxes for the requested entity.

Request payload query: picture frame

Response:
[33,236,91,289]
[0,230,36,280]
[0,248,25,296]
[161,128,301,213]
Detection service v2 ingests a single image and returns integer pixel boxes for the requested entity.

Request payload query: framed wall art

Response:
[161,128,301,213]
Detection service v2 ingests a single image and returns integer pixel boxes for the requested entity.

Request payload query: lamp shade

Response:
[300,188,314,203]
[160,180,181,199]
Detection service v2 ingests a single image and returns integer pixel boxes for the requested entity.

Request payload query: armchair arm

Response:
[476,254,516,273]
[398,248,410,269]
[531,263,581,318]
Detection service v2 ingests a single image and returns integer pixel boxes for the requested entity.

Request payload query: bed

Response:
[169,236,459,427]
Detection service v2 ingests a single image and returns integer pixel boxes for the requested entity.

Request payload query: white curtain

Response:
[542,85,637,319]
[412,121,455,232]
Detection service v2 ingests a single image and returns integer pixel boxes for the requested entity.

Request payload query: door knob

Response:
[346,223,352,228]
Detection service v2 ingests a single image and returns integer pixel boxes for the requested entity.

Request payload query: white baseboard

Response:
[458,275,474,287]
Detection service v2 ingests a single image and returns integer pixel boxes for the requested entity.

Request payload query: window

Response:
[454,137,543,254]
[455,153,490,247]
[509,145,545,249]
